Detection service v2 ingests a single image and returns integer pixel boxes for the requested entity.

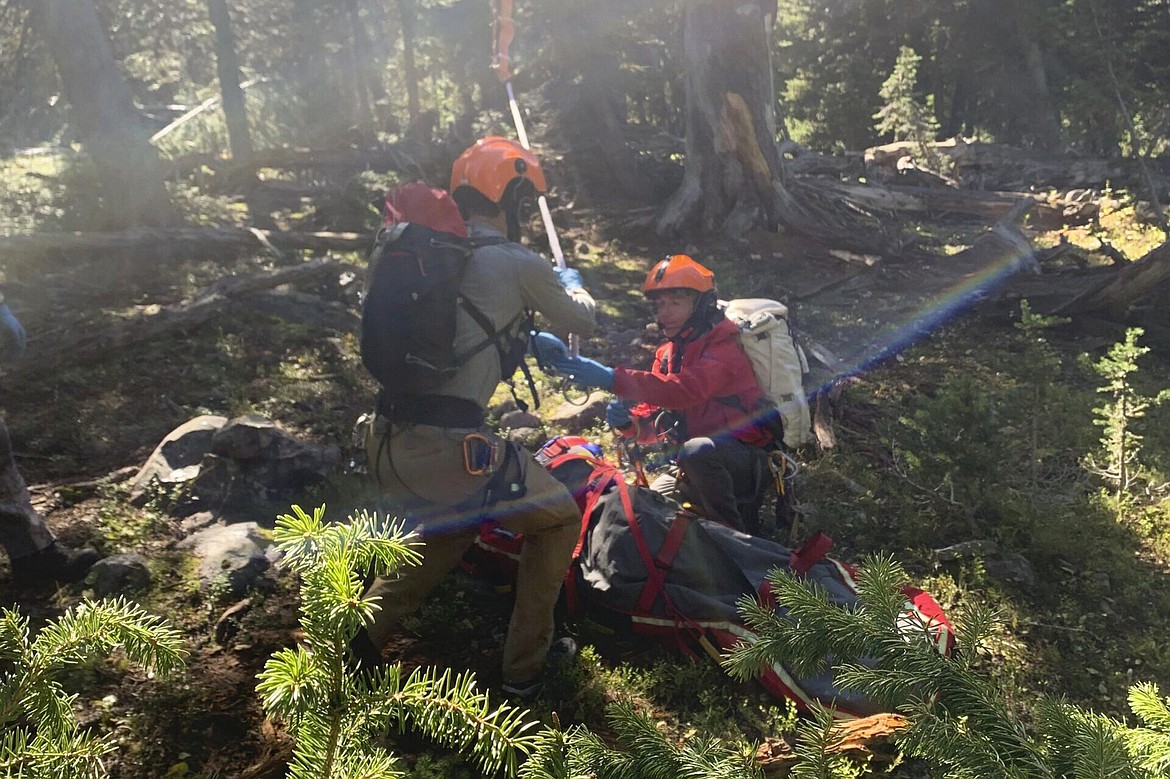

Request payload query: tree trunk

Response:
[657,0,893,251]
[31,0,178,229]
[399,0,420,124]
[207,0,253,161]
[344,0,374,138]
[657,0,782,237]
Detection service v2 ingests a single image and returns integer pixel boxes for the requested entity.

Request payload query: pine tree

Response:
[874,46,941,171]
[256,505,541,779]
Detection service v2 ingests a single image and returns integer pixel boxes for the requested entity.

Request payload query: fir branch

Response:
[1123,683,1170,776]
[789,703,854,779]
[27,598,187,677]
[395,666,540,777]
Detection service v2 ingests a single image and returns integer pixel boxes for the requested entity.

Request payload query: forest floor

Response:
[2,174,1169,778]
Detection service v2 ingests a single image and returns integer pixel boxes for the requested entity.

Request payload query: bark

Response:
[821,181,1087,227]
[344,0,373,137]
[30,0,178,229]
[207,0,253,161]
[658,0,895,251]
[864,138,1158,192]
[657,0,782,237]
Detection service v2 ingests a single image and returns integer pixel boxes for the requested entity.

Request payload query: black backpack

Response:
[360,221,538,410]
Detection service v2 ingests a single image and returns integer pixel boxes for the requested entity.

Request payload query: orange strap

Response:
[491,0,514,83]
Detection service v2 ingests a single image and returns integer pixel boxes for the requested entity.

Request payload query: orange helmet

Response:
[450,136,547,203]
[642,254,715,296]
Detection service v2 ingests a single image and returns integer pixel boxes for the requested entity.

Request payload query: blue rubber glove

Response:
[0,304,26,361]
[605,398,633,428]
[548,355,614,391]
[554,267,584,291]
[530,332,570,368]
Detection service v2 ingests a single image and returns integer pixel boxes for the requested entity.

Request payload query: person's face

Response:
[649,289,698,336]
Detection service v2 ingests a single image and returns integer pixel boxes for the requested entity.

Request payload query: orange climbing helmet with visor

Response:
[450,135,547,204]
[641,254,716,297]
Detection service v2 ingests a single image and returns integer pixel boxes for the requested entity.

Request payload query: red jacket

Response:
[611,318,771,447]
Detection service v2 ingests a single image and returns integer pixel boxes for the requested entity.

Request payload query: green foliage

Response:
[789,704,866,779]
[1012,301,1073,490]
[724,554,1170,777]
[256,505,541,779]
[874,47,940,167]
[0,598,187,778]
[522,700,762,779]
[1084,327,1154,499]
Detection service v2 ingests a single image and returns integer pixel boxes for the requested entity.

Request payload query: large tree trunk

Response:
[207,0,253,161]
[657,0,782,237]
[31,0,178,229]
[657,0,894,251]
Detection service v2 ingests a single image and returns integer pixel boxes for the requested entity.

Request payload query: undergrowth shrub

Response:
[257,504,540,779]
[725,554,1170,778]
[0,598,187,778]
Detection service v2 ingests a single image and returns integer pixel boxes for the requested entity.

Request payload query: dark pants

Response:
[675,436,767,533]
[0,417,55,561]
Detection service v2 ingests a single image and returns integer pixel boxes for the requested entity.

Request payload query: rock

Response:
[546,391,608,431]
[128,415,228,506]
[86,553,152,598]
[499,410,542,431]
[984,553,1036,588]
[179,512,219,534]
[489,398,518,417]
[177,522,272,599]
[129,414,340,523]
[507,427,545,449]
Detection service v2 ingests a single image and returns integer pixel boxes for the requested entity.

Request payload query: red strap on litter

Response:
[611,480,666,613]
[655,507,687,580]
[789,531,832,575]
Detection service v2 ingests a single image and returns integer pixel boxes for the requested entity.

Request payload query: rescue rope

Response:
[492,0,579,358]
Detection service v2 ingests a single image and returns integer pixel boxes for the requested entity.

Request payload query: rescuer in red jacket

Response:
[533,254,773,533]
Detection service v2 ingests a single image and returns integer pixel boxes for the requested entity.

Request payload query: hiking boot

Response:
[9,541,100,583]
[548,636,578,667]
[501,637,579,702]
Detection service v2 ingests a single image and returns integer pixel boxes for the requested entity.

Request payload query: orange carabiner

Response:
[463,433,495,476]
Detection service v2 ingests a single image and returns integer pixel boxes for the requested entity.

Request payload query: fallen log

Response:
[756,712,907,777]
[0,226,372,269]
[2,258,350,380]
[1052,239,1170,317]
[865,138,1166,192]
[820,180,1079,226]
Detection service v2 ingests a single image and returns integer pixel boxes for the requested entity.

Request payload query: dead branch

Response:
[2,258,349,380]
[0,226,372,266]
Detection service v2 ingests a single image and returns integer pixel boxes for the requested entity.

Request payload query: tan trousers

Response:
[363,419,580,684]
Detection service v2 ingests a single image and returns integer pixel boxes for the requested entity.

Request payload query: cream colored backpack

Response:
[723,298,812,449]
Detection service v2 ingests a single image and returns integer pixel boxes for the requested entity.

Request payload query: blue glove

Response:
[0,304,26,361]
[605,398,633,428]
[549,355,614,391]
[530,332,570,367]
[554,267,584,291]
